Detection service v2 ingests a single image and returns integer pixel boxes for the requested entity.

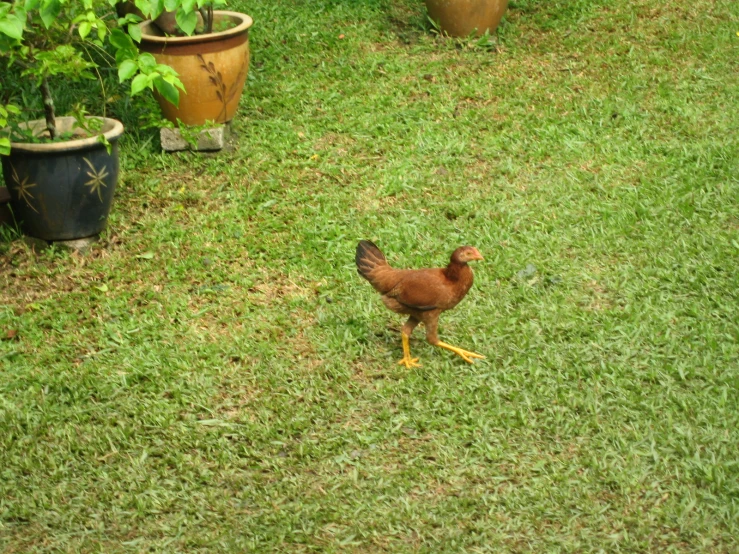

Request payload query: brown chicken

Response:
[355,240,485,368]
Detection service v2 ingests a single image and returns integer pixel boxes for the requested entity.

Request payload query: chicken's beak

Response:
[470,248,484,261]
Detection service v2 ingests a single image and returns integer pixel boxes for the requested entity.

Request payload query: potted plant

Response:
[136,0,253,126]
[0,0,184,241]
[425,0,508,37]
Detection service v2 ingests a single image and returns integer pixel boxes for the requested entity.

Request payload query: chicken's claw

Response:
[397,333,421,369]
[436,341,485,364]
[397,355,421,369]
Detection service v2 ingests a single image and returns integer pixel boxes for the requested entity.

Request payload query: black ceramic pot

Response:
[1,117,124,240]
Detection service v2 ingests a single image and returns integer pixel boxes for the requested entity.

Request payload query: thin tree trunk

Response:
[204,5,213,34]
[40,76,57,140]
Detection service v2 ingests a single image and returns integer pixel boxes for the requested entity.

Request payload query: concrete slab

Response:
[22,235,99,253]
[160,125,227,152]
[55,236,99,253]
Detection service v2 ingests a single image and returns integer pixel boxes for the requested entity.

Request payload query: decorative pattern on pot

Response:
[197,53,249,123]
[82,157,110,202]
[139,12,253,126]
[7,164,39,214]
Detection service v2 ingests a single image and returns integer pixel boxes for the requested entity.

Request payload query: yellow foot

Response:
[397,333,421,368]
[397,355,421,369]
[436,341,486,364]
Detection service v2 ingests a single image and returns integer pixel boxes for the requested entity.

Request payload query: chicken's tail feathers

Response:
[356,240,393,290]
[356,240,387,276]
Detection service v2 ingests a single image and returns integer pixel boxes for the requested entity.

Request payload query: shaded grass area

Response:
[1,0,738,551]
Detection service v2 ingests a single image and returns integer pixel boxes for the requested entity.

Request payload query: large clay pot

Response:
[138,11,253,126]
[1,117,123,240]
[425,0,508,37]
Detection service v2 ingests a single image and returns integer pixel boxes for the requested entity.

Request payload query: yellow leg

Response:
[436,341,485,364]
[397,333,421,368]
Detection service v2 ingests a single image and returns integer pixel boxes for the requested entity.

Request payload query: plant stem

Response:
[40,76,57,140]
[205,5,213,34]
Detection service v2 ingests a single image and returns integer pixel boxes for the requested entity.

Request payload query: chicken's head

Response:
[451,246,484,263]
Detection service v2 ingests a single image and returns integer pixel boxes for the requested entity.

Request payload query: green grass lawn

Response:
[2,0,739,551]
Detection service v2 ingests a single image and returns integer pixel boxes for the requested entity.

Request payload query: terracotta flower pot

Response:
[138,11,253,126]
[1,117,123,240]
[425,0,509,37]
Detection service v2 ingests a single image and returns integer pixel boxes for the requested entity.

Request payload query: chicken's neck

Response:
[444,261,472,283]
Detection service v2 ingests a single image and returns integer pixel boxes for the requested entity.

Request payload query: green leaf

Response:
[130,73,150,95]
[0,137,10,156]
[78,20,92,39]
[39,0,61,28]
[153,75,179,107]
[154,63,178,78]
[149,0,164,19]
[163,0,178,12]
[109,27,133,50]
[118,59,137,82]
[119,13,142,24]
[161,71,184,91]
[97,133,112,154]
[127,23,142,43]
[24,0,41,11]
[0,14,24,40]
[181,0,196,13]
[175,8,197,36]
[31,45,97,84]
[134,0,151,17]
[137,52,157,72]
[115,47,135,65]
